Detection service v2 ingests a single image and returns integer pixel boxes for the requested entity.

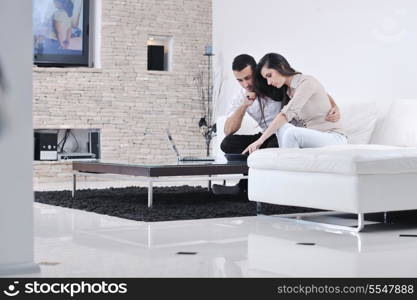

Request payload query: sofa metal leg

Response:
[266,212,365,234]
[356,213,365,232]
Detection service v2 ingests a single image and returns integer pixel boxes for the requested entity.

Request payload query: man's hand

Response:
[224,92,257,135]
[242,139,263,155]
[243,91,257,107]
[326,106,340,122]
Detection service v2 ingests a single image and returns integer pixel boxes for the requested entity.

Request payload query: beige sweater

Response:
[281,74,346,136]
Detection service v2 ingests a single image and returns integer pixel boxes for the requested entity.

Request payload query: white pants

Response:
[276,123,347,148]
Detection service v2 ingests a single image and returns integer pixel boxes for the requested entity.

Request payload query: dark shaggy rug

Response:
[34,186,417,224]
[34,185,315,222]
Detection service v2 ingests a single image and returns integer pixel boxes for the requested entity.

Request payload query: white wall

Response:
[0,1,39,275]
[213,0,417,116]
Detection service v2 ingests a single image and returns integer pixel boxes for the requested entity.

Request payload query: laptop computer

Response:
[166,129,215,162]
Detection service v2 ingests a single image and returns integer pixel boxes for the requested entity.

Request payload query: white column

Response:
[0,0,40,275]
[90,0,102,68]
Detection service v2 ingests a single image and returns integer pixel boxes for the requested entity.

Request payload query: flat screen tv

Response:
[33,0,90,67]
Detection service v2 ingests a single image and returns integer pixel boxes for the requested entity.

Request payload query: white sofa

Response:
[221,98,417,233]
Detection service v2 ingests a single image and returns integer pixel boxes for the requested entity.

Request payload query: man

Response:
[212,54,340,195]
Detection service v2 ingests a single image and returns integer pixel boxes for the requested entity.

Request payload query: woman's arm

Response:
[242,112,288,154]
[242,78,317,154]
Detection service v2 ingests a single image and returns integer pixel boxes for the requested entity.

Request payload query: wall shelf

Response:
[34,128,101,162]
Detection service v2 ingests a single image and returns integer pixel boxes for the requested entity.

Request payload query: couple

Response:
[212,53,347,195]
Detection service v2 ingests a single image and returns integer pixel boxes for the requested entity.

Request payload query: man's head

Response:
[232,54,256,92]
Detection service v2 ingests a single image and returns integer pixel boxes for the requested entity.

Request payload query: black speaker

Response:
[147,45,165,71]
[34,132,58,161]
[88,131,100,159]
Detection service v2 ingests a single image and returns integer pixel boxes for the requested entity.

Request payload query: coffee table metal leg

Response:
[256,202,262,214]
[72,173,76,198]
[148,181,153,208]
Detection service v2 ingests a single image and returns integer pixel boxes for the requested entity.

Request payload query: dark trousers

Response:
[220,133,279,193]
[220,132,279,154]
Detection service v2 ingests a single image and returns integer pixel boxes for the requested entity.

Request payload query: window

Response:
[147,35,173,71]
[33,0,91,67]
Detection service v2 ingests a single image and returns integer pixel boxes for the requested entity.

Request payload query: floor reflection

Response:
[33,203,417,277]
[247,216,417,277]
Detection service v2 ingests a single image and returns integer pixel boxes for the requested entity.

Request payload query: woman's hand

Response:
[242,139,263,155]
[242,113,287,155]
[326,106,340,122]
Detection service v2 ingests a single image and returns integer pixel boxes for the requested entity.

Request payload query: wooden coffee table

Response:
[72,161,248,208]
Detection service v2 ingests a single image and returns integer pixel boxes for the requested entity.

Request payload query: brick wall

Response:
[33,0,212,184]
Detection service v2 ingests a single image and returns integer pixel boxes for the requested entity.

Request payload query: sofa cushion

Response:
[371,99,417,146]
[248,145,417,175]
[339,100,377,144]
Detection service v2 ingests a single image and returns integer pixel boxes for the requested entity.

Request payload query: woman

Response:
[243,53,347,154]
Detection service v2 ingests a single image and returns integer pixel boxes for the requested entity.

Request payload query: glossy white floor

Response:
[27,181,417,278]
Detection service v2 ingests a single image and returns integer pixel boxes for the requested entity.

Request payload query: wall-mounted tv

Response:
[33,0,90,67]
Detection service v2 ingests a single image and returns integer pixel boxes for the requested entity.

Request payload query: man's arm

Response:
[224,104,248,136]
[328,94,337,107]
[224,91,256,135]
[326,94,341,122]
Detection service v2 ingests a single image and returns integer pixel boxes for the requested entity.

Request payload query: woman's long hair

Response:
[255,53,301,107]
[253,70,287,128]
